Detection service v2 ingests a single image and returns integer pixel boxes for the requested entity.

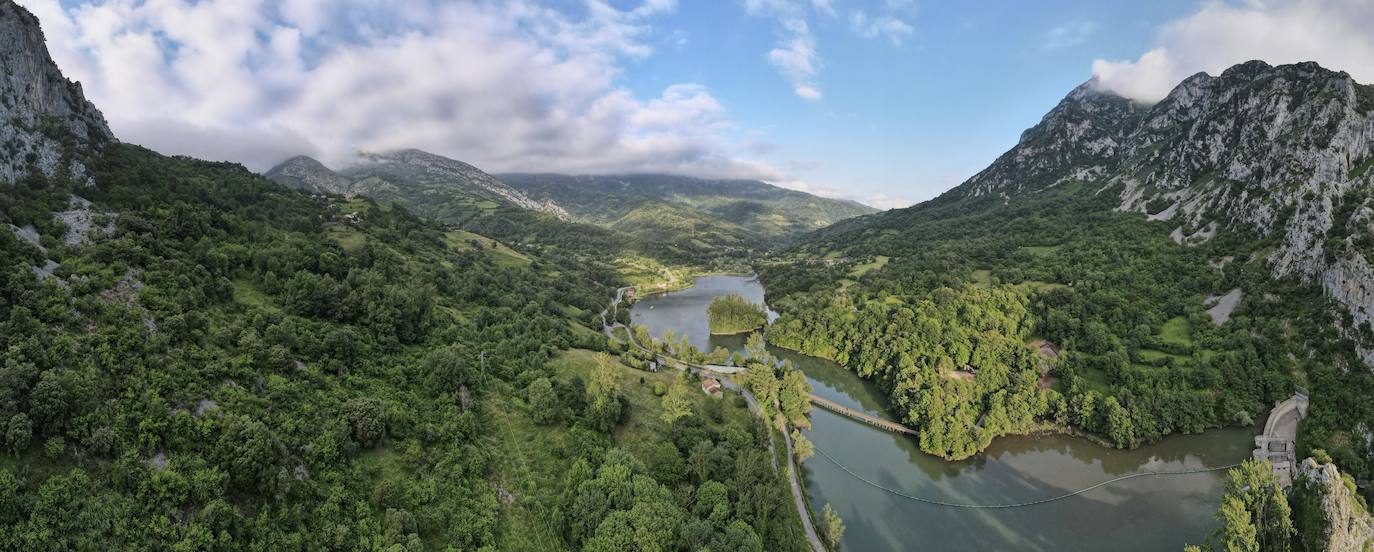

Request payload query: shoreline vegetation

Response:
[628,270,756,300]
[707,293,769,335]
[761,338,1130,456]
[755,178,1366,469]
[660,276,1258,461]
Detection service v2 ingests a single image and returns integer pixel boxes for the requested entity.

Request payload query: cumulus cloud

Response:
[850,10,913,46]
[16,0,780,181]
[1091,0,1374,103]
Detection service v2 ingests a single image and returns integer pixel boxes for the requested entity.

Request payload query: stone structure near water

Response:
[1253,393,1309,487]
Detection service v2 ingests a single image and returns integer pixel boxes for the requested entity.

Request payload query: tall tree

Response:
[821,503,845,549]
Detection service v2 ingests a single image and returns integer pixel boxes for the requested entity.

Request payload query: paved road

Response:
[601,289,825,552]
[780,410,828,552]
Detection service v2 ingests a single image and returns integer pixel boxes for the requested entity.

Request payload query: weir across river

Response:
[808,394,916,435]
[625,275,1252,549]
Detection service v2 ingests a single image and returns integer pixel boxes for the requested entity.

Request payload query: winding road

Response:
[602,287,827,552]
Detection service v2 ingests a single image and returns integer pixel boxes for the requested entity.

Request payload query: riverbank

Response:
[764,336,1256,460]
[630,274,1256,551]
[628,270,756,300]
[707,325,765,336]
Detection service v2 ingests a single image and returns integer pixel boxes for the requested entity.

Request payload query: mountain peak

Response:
[942,59,1374,337]
[323,149,572,219]
[0,0,112,184]
[264,154,353,196]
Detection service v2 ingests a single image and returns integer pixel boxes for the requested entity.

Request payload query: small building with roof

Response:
[701,379,723,398]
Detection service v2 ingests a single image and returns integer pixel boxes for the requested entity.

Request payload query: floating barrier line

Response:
[812,445,1242,509]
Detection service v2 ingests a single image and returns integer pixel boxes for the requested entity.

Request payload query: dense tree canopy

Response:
[0,143,793,548]
[763,179,1374,478]
[706,294,767,335]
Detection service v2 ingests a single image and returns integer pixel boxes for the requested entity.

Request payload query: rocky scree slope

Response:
[0,0,110,184]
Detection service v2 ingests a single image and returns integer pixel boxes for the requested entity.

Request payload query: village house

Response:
[701,379,723,398]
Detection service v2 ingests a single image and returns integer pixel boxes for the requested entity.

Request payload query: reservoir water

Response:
[630,274,1255,551]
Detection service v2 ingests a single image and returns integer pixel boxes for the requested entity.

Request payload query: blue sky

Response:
[617,1,1200,204]
[24,0,1374,208]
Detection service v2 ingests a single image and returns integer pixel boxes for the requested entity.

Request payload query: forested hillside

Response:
[267,155,752,274]
[763,62,1374,498]
[498,173,877,254]
[0,2,807,548]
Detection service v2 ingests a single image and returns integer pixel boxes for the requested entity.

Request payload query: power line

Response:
[811,444,1242,509]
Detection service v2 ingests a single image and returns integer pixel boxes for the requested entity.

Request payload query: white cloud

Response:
[1091,0,1374,103]
[743,0,825,101]
[811,0,836,18]
[850,10,913,46]
[862,194,911,210]
[766,178,909,209]
[793,84,823,100]
[16,0,786,181]
[1043,20,1095,50]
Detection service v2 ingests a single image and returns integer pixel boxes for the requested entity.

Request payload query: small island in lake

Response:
[706,293,767,334]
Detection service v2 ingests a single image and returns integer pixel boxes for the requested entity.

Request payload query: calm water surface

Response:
[631,275,1255,551]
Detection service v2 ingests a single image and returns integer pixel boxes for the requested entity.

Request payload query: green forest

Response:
[706,294,768,336]
[0,143,808,550]
[762,180,1374,495]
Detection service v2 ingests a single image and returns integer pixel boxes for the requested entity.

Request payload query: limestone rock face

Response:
[958,60,1374,358]
[1294,458,1374,552]
[0,0,111,184]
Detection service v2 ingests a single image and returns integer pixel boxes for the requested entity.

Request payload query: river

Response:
[630,274,1255,551]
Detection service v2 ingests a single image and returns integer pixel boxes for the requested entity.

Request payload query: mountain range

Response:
[763,60,1374,514]
[808,60,1374,356]
[2,0,1372,547]
[497,173,876,248]
[266,153,875,260]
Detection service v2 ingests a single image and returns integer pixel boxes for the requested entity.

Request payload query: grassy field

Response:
[848,255,890,277]
[971,269,993,288]
[324,222,366,251]
[1015,280,1067,293]
[1138,349,1190,363]
[444,229,532,268]
[1159,316,1191,345]
[1075,364,1113,395]
[1022,245,1060,258]
[610,255,694,293]
[231,279,276,310]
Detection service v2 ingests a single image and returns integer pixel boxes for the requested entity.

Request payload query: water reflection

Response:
[630,275,1254,551]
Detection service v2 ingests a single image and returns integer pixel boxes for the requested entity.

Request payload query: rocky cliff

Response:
[1293,458,1374,552]
[0,0,111,184]
[961,61,1374,354]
